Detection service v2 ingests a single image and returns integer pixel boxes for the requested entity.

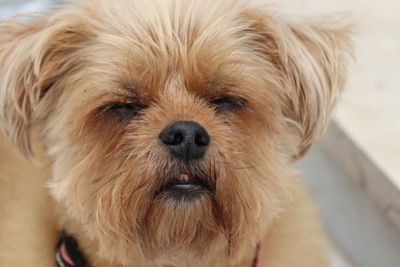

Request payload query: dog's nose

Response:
[159,121,210,161]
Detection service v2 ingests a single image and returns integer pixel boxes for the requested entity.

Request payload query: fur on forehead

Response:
[75,0,279,99]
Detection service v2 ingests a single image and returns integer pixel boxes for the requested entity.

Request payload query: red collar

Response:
[252,242,265,267]
[56,233,88,267]
[56,233,263,267]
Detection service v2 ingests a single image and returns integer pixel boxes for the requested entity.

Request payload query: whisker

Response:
[216,160,232,165]
[82,168,128,205]
[233,164,260,170]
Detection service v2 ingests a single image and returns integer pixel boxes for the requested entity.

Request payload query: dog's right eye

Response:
[209,96,246,113]
[100,102,148,121]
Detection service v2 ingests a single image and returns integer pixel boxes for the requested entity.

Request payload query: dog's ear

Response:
[280,18,353,159]
[0,10,90,156]
[274,16,353,159]
[247,11,353,159]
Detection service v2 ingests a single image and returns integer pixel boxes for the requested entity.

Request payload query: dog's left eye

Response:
[209,96,245,112]
[100,102,148,120]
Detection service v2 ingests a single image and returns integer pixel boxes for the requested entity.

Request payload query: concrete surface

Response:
[299,145,400,267]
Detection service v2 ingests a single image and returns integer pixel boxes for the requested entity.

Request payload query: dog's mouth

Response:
[158,173,214,200]
[166,174,211,190]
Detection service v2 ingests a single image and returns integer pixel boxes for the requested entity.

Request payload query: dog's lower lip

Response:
[167,183,206,190]
[161,174,212,193]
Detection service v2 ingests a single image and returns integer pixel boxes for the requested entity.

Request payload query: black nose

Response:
[159,121,210,161]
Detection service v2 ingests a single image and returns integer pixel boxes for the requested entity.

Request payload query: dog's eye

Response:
[209,96,245,112]
[100,102,148,120]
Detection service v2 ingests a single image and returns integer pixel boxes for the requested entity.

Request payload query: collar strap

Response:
[252,242,264,267]
[56,232,263,267]
[56,233,88,267]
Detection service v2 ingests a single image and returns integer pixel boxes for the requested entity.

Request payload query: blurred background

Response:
[1,1,399,267]
[0,0,56,16]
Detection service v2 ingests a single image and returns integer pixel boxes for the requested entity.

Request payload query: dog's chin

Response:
[135,172,220,255]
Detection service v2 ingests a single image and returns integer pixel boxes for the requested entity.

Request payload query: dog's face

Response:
[0,0,352,265]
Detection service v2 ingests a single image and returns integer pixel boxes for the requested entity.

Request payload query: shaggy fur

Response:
[0,0,352,266]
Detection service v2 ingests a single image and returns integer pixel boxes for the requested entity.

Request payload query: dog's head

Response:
[0,0,352,265]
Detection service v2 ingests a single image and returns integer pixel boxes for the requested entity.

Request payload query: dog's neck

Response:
[56,213,259,267]
[56,232,264,267]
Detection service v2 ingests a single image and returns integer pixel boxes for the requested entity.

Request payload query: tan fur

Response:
[0,0,352,266]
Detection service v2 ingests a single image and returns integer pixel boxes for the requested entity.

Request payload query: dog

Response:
[0,0,353,266]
